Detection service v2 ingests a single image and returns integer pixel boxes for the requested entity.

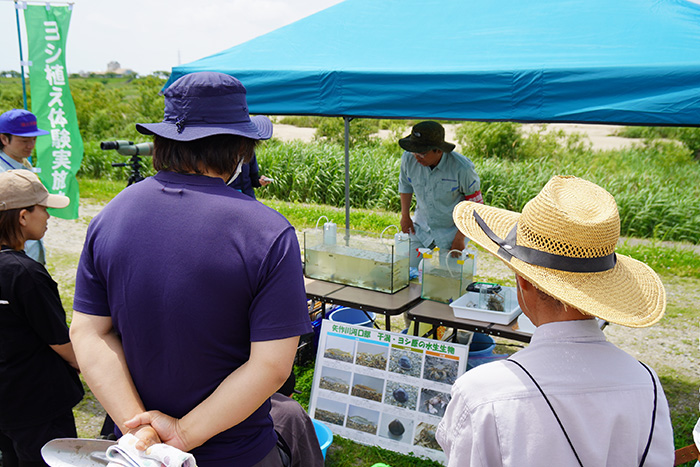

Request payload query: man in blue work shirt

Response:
[398,121,483,267]
[0,109,50,264]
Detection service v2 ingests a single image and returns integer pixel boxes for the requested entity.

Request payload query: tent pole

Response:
[344,117,351,233]
[14,1,28,110]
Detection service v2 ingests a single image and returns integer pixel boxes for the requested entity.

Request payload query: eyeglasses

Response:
[412,151,430,159]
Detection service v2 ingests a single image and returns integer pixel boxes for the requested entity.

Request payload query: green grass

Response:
[79,178,130,203]
[617,240,700,279]
[659,375,699,467]
[326,436,442,467]
[78,178,403,234]
[263,199,401,233]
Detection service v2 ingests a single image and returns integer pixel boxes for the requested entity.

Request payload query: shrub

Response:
[456,121,522,160]
[314,117,379,146]
[676,127,700,159]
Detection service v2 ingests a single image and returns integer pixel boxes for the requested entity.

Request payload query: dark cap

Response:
[136,72,273,142]
[398,121,455,153]
[0,109,50,137]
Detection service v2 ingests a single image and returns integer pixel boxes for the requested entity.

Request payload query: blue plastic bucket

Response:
[312,419,333,459]
[470,333,496,355]
[327,307,375,328]
[467,333,497,370]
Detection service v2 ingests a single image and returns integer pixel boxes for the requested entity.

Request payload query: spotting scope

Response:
[100,140,154,156]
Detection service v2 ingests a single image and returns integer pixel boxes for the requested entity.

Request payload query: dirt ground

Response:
[273,122,640,151]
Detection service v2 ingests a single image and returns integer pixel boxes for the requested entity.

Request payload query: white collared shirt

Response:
[437,319,674,466]
[0,150,26,171]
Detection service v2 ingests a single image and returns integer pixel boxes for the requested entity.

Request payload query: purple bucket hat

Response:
[135,72,273,142]
[0,109,50,137]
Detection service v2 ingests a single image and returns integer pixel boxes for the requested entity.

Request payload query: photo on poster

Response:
[355,341,388,370]
[347,405,380,435]
[314,397,347,427]
[350,373,385,402]
[318,367,351,394]
[418,388,451,417]
[378,413,414,445]
[388,347,422,377]
[423,354,460,385]
[414,422,442,452]
[323,334,356,363]
[384,380,419,410]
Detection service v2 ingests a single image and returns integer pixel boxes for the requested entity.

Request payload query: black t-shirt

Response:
[0,246,83,429]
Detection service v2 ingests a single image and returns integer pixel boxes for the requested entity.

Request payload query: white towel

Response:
[105,433,197,467]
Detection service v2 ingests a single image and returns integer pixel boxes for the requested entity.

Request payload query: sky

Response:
[0,0,345,75]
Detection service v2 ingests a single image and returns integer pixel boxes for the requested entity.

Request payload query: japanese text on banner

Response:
[25,4,83,219]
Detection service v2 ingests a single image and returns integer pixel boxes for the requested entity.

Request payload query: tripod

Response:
[100,141,153,187]
[111,154,145,186]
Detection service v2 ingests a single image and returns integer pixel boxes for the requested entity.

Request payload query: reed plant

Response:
[253,131,700,244]
[82,131,700,244]
[257,139,402,212]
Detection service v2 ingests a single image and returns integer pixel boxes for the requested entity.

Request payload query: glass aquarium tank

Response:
[304,225,410,294]
[421,247,477,304]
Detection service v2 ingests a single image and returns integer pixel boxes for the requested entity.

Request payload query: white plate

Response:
[42,438,115,467]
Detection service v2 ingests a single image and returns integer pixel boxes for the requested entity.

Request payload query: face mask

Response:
[226,159,244,186]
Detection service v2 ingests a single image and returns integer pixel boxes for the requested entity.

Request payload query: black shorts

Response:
[0,410,77,465]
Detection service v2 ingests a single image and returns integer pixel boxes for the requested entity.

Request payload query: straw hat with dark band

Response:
[453,175,665,328]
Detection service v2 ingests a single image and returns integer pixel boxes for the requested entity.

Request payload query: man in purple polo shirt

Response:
[70,72,311,467]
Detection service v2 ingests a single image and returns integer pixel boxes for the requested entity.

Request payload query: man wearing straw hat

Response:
[437,176,674,466]
[70,72,311,467]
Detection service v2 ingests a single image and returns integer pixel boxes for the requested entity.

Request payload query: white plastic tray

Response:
[42,438,115,467]
[449,287,521,325]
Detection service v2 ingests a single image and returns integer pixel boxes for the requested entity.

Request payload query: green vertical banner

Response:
[24,4,82,219]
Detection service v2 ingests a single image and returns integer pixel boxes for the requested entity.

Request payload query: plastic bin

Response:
[327,307,376,327]
[421,248,477,304]
[312,419,333,459]
[304,228,410,293]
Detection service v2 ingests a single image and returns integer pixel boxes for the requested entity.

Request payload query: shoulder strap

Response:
[637,361,658,467]
[507,358,584,467]
[509,358,659,467]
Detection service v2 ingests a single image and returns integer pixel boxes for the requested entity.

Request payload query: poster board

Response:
[308,320,470,464]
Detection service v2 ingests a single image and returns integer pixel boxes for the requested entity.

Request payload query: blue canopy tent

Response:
[169,0,700,124]
[167,0,700,226]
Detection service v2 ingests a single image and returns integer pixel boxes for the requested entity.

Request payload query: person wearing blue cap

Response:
[70,72,311,467]
[0,109,51,265]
